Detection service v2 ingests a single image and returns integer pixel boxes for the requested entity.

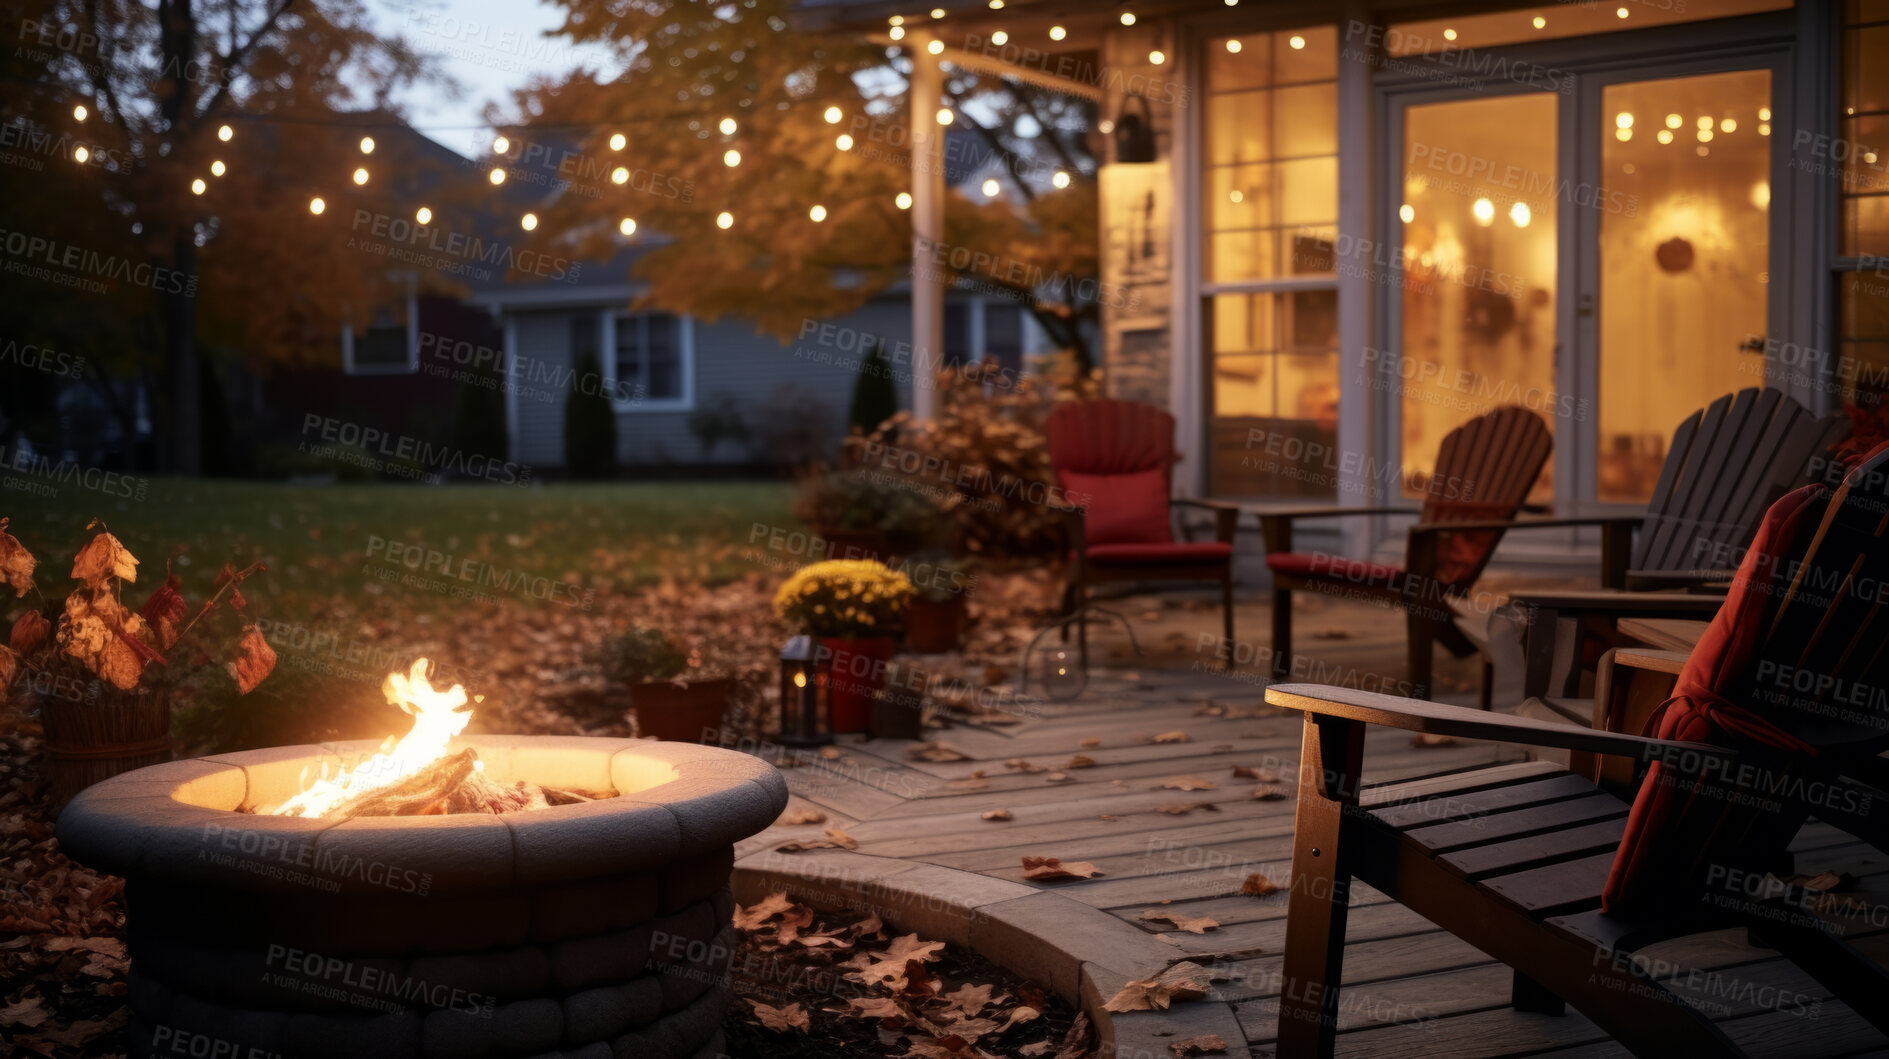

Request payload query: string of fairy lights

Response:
[55,4,1122,237]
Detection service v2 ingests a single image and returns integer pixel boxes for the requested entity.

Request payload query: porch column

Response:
[908,30,945,420]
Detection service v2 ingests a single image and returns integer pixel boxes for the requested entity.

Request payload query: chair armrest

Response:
[1407,514,1644,535]
[1173,498,1239,544]
[1264,682,1734,765]
[1255,507,1420,553]
[1505,588,1724,614]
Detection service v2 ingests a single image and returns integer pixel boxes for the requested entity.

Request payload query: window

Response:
[1203,25,1339,498]
[341,279,418,374]
[1385,0,1790,58]
[943,303,971,368]
[984,303,1024,375]
[1839,5,1889,423]
[610,312,691,410]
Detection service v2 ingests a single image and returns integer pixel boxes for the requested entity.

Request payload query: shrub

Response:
[449,368,509,469]
[853,361,1065,558]
[792,469,939,539]
[773,559,914,639]
[602,627,691,684]
[688,391,751,457]
[746,383,835,471]
[564,351,618,479]
[848,340,900,438]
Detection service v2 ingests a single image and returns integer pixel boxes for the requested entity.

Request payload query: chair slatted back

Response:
[1631,388,1849,583]
[1635,445,1889,911]
[1046,399,1178,487]
[1416,406,1554,589]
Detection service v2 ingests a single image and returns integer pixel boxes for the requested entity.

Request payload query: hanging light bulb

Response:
[720,117,737,135]
[620,217,637,235]
[352,167,369,185]
[931,6,944,16]
[190,178,206,195]
[716,211,734,229]
[1052,170,1071,188]
[810,204,828,222]
[72,145,88,162]
[1399,203,1415,224]
[1472,197,1495,225]
[824,106,843,124]
[612,166,630,184]
[217,124,233,141]
[359,136,375,154]
[989,0,1003,8]
[1120,10,1136,25]
[937,108,953,125]
[416,206,433,224]
[724,149,741,167]
[493,135,510,153]
[1226,39,1242,53]
[896,192,913,209]
[609,132,626,151]
[837,134,855,150]
[1049,25,1066,40]
[927,39,943,54]
[210,160,225,176]
[982,178,1000,197]
[489,167,506,185]
[992,30,1008,45]
[890,25,906,40]
[1509,202,1531,227]
[1289,34,1306,49]
[309,196,326,214]
[521,212,538,230]
[73,104,88,122]
[1149,49,1165,64]
[890,14,904,25]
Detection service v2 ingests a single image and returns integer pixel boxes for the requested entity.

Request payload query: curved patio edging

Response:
[731,847,1248,1058]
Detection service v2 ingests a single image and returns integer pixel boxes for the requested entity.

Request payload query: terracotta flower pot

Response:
[904,596,966,653]
[820,636,896,733]
[629,677,733,743]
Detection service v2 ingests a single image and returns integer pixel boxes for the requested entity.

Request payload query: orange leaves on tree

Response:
[0,519,34,597]
[225,624,276,695]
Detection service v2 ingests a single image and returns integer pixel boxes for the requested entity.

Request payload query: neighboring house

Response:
[243,118,1067,474]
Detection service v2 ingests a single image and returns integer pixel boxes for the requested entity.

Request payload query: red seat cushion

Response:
[1601,483,1827,915]
[1266,551,1404,589]
[1087,541,1233,566]
[1060,467,1172,546]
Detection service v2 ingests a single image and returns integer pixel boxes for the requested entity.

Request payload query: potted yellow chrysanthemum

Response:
[773,560,914,733]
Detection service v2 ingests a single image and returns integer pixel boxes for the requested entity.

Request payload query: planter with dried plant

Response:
[0,518,276,805]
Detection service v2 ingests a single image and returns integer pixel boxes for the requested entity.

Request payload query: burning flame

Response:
[271,659,474,818]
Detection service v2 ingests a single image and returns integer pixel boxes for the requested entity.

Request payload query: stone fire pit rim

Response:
[55,736,787,895]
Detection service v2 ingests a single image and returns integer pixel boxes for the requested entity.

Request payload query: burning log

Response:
[329,748,478,818]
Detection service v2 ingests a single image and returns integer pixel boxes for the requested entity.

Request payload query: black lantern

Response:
[778,635,830,747]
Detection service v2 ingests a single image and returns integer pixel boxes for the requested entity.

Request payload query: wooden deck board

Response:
[735,592,1889,1056]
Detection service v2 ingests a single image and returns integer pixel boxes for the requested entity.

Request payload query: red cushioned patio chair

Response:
[1259,405,1554,701]
[1266,441,1889,1058]
[1046,399,1240,666]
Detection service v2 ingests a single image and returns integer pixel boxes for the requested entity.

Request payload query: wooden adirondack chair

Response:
[1260,405,1554,702]
[1046,399,1240,664]
[1266,443,1889,1058]
[1510,387,1849,703]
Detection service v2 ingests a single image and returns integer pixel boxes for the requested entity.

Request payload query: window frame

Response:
[602,310,695,413]
[340,273,420,376]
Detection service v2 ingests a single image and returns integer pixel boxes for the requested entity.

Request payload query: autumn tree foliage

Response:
[1,0,444,472]
[509,0,1101,365]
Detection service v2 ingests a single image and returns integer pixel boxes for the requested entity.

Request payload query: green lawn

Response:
[4,477,797,616]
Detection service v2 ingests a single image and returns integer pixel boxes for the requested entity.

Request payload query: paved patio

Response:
[731,591,1889,1057]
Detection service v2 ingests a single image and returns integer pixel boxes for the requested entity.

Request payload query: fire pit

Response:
[56,664,786,1059]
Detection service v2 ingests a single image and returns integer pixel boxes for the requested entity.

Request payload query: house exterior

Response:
[812,0,1883,560]
[252,121,1068,476]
